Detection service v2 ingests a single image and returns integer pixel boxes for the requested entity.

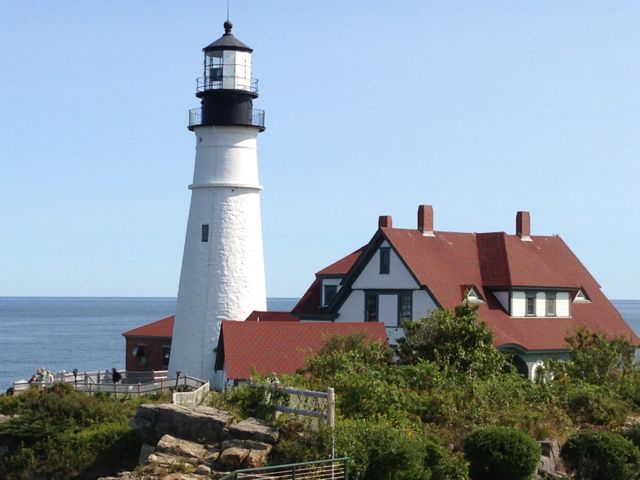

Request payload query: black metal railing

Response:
[196,76,258,94]
[188,107,265,130]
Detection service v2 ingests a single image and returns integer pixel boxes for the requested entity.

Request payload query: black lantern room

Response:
[188,21,265,131]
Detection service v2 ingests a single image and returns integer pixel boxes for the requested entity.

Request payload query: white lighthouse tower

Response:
[169,21,267,387]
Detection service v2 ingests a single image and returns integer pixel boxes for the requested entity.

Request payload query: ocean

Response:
[0,297,639,391]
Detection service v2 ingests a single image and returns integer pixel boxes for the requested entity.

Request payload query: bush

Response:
[624,423,640,449]
[463,426,540,480]
[560,381,628,426]
[560,430,640,480]
[336,417,467,480]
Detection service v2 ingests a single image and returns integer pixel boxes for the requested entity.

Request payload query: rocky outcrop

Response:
[122,405,279,479]
[228,417,279,444]
[131,404,233,445]
[537,439,568,479]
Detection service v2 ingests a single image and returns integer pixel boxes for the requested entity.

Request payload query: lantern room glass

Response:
[203,50,252,92]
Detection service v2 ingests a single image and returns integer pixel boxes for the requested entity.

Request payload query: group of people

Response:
[27,367,54,384]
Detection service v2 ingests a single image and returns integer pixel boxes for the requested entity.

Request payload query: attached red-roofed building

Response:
[122,316,174,372]
[214,320,387,385]
[293,205,639,379]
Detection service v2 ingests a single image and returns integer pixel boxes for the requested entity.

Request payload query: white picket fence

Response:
[173,380,210,409]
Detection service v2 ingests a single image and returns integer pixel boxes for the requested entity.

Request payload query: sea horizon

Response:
[1,296,639,391]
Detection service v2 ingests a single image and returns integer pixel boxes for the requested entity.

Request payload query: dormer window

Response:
[526,292,536,316]
[465,286,485,304]
[324,285,338,306]
[574,289,591,303]
[379,247,390,274]
[546,292,556,316]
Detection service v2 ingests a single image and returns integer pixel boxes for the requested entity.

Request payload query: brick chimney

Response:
[378,215,392,228]
[516,211,532,241]
[417,205,434,236]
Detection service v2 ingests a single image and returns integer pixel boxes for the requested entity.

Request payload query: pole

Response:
[327,387,336,478]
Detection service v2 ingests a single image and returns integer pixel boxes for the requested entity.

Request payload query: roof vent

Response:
[418,205,434,236]
[378,215,392,228]
[516,211,532,241]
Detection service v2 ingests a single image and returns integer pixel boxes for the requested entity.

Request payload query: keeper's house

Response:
[292,205,639,379]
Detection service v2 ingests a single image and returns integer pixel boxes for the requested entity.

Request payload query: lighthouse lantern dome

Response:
[199,21,255,94]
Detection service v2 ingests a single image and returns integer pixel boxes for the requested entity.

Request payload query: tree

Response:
[397,303,507,376]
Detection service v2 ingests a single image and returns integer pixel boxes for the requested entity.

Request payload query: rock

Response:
[156,434,209,461]
[244,448,270,468]
[195,464,212,475]
[221,438,272,452]
[147,451,198,467]
[228,417,279,444]
[138,443,155,465]
[131,403,233,445]
[219,447,250,467]
[0,414,12,424]
[537,439,566,479]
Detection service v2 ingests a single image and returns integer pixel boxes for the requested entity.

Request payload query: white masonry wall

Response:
[169,126,266,385]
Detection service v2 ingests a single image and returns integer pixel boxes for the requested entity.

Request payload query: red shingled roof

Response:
[379,227,639,349]
[219,320,387,380]
[245,311,299,322]
[122,315,174,338]
[293,248,364,314]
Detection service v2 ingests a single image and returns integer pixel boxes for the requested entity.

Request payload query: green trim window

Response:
[324,284,338,306]
[398,292,412,325]
[526,292,536,316]
[379,247,390,274]
[546,292,556,316]
[365,293,378,322]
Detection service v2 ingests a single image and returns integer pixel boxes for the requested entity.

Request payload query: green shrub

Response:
[463,426,540,480]
[561,430,640,480]
[336,417,466,480]
[561,381,628,426]
[624,423,640,449]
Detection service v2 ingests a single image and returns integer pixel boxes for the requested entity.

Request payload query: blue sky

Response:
[1,1,639,299]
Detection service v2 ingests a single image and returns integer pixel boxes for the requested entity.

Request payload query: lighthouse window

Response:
[201,224,209,242]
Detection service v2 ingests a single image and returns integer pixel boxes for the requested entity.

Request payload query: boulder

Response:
[156,434,209,461]
[138,443,155,465]
[131,403,233,445]
[244,448,270,468]
[195,464,212,475]
[0,414,12,425]
[147,451,197,467]
[537,439,567,479]
[219,447,250,467]
[228,417,279,444]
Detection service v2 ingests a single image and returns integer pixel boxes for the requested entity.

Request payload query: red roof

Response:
[245,311,299,322]
[122,315,174,338]
[293,248,364,314]
[379,227,639,349]
[219,320,387,380]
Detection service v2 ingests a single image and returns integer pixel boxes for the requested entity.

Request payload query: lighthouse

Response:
[169,21,267,388]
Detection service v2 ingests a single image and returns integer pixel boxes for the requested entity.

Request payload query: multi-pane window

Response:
[201,224,209,242]
[365,294,378,322]
[526,292,536,316]
[379,247,390,274]
[324,285,338,306]
[546,292,556,316]
[398,292,412,325]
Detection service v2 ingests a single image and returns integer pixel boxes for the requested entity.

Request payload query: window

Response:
[379,247,390,274]
[162,346,171,368]
[546,292,556,316]
[132,345,146,366]
[365,293,378,322]
[324,285,338,306]
[201,224,209,242]
[526,292,536,316]
[398,292,412,325]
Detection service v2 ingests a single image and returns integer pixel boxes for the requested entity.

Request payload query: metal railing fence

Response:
[219,457,349,480]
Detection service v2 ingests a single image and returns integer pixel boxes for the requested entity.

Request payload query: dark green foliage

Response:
[397,303,508,377]
[624,423,640,449]
[223,382,290,421]
[463,426,540,480]
[560,430,640,480]
[0,383,164,479]
[559,381,629,426]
